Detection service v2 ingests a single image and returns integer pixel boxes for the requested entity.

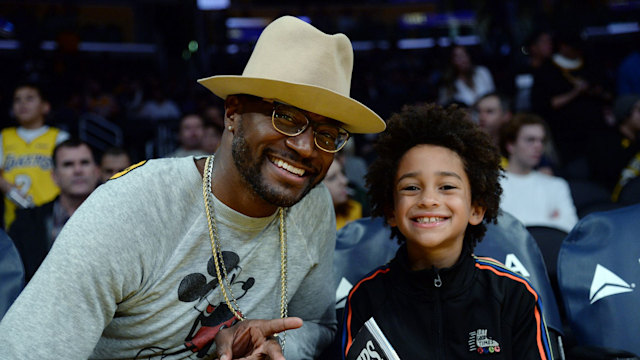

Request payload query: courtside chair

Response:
[557,204,640,359]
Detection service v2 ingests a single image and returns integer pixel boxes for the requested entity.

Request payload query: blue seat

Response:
[0,229,25,320]
[333,217,399,308]
[617,176,640,206]
[558,203,640,357]
[476,212,564,335]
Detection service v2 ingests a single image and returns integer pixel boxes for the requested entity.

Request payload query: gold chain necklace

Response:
[202,155,289,347]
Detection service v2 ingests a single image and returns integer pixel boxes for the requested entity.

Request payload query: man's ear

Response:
[224,95,241,130]
[469,204,486,226]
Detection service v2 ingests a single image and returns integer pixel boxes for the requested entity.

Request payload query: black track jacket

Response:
[342,245,553,359]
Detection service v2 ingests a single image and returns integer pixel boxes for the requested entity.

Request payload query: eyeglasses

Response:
[263,99,350,153]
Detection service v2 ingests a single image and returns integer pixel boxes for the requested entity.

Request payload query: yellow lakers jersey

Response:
[2,127,61,228]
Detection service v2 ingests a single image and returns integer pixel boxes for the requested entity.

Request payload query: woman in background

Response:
[438,45,495,107]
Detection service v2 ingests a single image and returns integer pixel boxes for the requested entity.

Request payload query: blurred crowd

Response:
[1,5,640,357]
[1,4,640,234]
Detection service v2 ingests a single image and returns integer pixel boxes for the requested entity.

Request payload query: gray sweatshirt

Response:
[0,156,337,359]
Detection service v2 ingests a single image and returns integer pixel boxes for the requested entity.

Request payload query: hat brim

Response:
[197,75,385,134]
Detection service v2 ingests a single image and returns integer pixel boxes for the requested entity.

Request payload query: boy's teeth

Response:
[273,158,305,176]
[417,217,443,223]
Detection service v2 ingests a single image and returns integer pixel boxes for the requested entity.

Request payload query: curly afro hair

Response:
[366,103,503,250]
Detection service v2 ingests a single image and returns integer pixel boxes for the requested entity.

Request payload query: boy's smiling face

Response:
[388,144,485,270]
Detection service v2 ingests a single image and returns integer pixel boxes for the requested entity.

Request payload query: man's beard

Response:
[231,124,318,208]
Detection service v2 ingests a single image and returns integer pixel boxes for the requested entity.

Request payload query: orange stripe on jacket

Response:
[475,262,548,360]
[344,267,391,357]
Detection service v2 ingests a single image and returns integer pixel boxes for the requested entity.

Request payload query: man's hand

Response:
[215,317,303,360]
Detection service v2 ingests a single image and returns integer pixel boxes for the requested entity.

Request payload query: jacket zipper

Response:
[434,272,445,360]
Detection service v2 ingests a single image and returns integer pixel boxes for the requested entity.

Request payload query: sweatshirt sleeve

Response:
[0,183,145,358]
[0,159,189,359]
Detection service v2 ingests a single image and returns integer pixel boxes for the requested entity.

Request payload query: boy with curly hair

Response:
[342,103,553,359]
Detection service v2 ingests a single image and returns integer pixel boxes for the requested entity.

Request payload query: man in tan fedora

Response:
[0,15,385,360]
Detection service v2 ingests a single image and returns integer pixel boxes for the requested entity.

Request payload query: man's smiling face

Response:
[230,96,335,207]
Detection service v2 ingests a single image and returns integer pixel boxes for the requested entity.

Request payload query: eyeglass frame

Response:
[261,98,350,153]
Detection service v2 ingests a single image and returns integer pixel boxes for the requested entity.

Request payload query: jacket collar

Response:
[390,244,476,298]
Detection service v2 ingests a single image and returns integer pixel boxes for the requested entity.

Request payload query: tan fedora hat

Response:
[197,15,385,134]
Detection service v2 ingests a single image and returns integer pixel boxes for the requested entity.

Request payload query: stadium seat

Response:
[476,214,563,335]
[526,225,568,293]
[567,179,617,218]
[0,229,24,320]
[333,216,399,309]
[558,203,640,358]
[617,176,640,206]
[477,212,565,360]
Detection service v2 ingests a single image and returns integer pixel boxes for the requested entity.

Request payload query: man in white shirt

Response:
[499,113,578,233]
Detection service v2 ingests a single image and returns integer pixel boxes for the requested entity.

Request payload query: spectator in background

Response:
[588,94,640,193]
[202,103,225,130]
[438,45,495,107]
[616,42,640,96]
[513,30,554,111]
[337,137,368,191]
[137,82,181,122]
[99,146,132,183]
[604,95,640,202]
[323,157,362,230]
[476,92,557,174]
[500,113,578,232]
[114,75,144,119]
[0,82,70,229]
[84,78,119,120]
[201,121,222,154]
[474,92,512,148]
[9,139,100,283]
[166,113,207,158]
[531,30,611,174]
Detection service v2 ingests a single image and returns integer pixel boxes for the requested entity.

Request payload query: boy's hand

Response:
[215,317,303,360]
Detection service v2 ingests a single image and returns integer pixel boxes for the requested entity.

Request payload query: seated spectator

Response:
[202,103,224,130]
[9,139,100,282]
[499,113,578,232]
[84,78,119,120]
[588,94,640,193]
[323,157,362,230]
[342,104,552,359]
[137,85,181,122]
[474,92,512,148]
[531,30,611,171]
[166,113,207,158]
[475,93,557,175]
[617,44,640,96]
[99,147,132,183]
[513,29,553,111]
[201,121,222,154]
[1,82,70,230]
[438,45,495,107]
